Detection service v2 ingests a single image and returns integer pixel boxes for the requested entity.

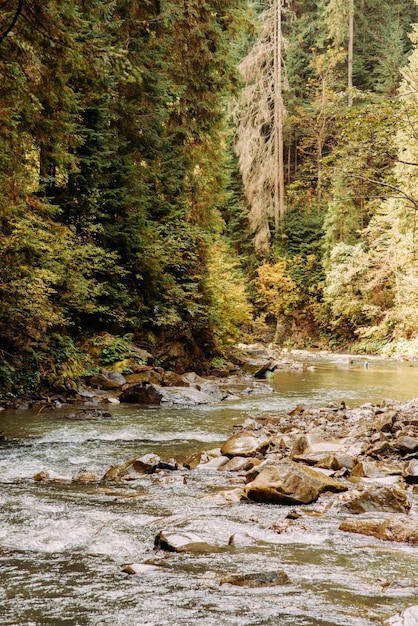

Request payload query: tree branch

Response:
[0,0,24,43]
[385,150,418,167]
[347,173,418,209]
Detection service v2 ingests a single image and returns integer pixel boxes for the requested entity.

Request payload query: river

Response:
[1,352,417,625]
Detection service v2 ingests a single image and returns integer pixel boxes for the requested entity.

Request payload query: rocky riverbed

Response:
[14,394,418,625]
[2,345,418,625]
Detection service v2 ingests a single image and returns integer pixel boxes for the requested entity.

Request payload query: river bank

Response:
[2,341,417,414]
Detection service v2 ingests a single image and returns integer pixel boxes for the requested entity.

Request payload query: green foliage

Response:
[84,334,146,367]
[0,0,252,391]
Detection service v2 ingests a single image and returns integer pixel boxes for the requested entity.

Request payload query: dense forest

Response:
[1,0,418,396]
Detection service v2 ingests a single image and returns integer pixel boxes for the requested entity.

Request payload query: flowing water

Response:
[1,353,418,626]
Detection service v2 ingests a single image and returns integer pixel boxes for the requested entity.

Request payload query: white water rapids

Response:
[1,353,417,625]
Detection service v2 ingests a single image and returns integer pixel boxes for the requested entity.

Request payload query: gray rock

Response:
[119,383,216,406]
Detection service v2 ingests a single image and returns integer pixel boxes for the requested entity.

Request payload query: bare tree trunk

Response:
[348,0,354,106]
[273,0,285,228]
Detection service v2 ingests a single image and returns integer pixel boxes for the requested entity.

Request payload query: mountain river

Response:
[1,352,418,625]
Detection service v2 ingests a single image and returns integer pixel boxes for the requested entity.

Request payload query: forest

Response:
[1,0,418,396]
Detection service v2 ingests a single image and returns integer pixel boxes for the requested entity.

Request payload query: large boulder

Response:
[245,459,348,505]
[119,383,217,406]
[339,514,418,545]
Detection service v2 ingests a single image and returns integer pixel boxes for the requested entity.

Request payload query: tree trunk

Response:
[348,0,354,106]
[273,0,285,227]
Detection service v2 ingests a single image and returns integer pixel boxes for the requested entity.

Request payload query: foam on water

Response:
[2,358,418,625]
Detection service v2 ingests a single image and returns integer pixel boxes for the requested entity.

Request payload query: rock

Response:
[218,378,272,397]
[33,471,49,481]
[122,563,160,575]
[229,349,275,377]
[290,434,354,464]
[51,377,78,395]
[289,433,314,458]
[374,411,397,433]
[184,448,222,470]
[106,397,120,405]
[382,605,418,626]
[342,485,411,514]
[218,457,260,472]
[217,487,247,503]
[119,384,163,404]
[403,459,418,484]
[395,436,418,454]
[119,383,217,406]
[193,380,225,402]
[315,453,356,471]
[102,453,177,480]
[221,430,269,458]
[65,408,112,420]
[220,570,291,587]
[131,453,162,474]
[154,531,214,553]
[339,514,418,545]
[72,473,99,482]
[292,442,350,466]
[245,459,348,505]
[90,370,126,390]
[350,461,382,478]
[124,370,163,386]
[196,456,230,470]
[102,459,137,481]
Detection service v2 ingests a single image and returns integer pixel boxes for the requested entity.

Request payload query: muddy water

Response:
[1,353,418,625]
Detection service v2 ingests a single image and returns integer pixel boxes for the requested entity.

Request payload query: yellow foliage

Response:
[206,241,253,345]
[253,259,300,319]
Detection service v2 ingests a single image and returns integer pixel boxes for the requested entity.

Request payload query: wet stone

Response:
[154,531,215,553]
[64,408,112,420]
[122,563,161,575]
[33,471,49,481]
[220,570,291,587]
